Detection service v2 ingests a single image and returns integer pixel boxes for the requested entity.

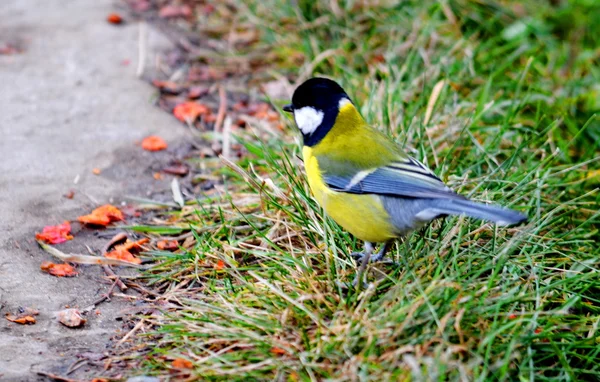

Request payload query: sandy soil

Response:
[0,1,186,380]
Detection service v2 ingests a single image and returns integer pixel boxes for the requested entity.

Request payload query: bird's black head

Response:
[283,77,351,146]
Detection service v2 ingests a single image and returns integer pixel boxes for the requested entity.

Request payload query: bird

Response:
[283,77,527,287]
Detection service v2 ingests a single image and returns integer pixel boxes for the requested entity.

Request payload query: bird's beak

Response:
[283,104,293,113]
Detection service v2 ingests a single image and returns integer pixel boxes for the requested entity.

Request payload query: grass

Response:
[118,0,599,380]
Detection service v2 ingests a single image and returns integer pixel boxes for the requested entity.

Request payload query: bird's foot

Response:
[350,251,367,262]
[351,251,388,264]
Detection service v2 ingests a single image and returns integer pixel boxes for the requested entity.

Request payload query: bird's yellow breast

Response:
[302,146,398,243]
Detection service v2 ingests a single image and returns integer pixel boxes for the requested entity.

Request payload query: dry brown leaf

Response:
[57,308,87,328]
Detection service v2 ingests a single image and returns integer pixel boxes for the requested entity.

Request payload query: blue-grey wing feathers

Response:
[322,156,527,228]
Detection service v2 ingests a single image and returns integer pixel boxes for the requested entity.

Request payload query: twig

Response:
[117,319,145,347]
[214,85,227,133]
[222,116,232,160]
[136,21,147,77]
[102,265,127,291]
[65,359,88,375]
[35,371,78,382]
[171,178,185,207]
[81,279,119,314]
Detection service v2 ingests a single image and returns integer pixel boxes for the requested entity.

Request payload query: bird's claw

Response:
[350,251,366,261]
[351,251,389,264]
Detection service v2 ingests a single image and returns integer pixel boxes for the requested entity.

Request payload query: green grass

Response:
[120,0,599,380]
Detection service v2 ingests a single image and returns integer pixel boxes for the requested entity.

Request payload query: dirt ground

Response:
[0,0,187,380]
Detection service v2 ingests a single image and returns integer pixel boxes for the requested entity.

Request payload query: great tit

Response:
[283,77,527,286]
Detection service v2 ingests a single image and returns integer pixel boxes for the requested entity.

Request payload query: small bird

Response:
[283,77,527,286]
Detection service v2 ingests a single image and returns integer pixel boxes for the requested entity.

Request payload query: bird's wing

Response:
[322,156,466,200]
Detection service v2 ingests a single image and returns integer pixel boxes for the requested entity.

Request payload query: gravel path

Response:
[0,1,181,379]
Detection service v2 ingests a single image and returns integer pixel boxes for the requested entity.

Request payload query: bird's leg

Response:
[369,241,392,263]
[352,241,374,288]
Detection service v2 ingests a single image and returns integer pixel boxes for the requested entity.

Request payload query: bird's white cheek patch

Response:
[294,107,324,135]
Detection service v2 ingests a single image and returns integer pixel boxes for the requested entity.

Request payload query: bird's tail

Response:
[427,199,527,226]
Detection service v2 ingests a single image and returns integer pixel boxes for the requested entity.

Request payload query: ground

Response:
[0,0,182,380]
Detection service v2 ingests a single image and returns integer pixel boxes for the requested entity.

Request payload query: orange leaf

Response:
[107,13,123,24]
[40,261,78,277]
[105,248,141,264]
[171,358,193,369]
[173,102,209,122]
[5,308,39,325]
[157,240,179,251]
[78,204,124,226]
[215,259,225,270]
[116,238,149,253]
[270,347,287,356]
[35,221,73,244]
[141,135,168,151]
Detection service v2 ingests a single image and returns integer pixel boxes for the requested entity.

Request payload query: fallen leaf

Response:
[171,358,193,369]
[40,262,78,277]
[107,13,123,24]
[5,308,39,325]
[0,43,20,55]
[215,259,225,270]
[141,135,168,151]
[187,86,209,99]
[78,204,124,226]
[92,168,101,175]
[157,240,178,251]
[270,347,287,356]
[116,238,149,252]
[173,102,209,123]
[57,308,86,328]
[152,80,182,95]
[162,164,189,176]
[35,221,73,244]
[159,5,192,18]
[105,248,141,265]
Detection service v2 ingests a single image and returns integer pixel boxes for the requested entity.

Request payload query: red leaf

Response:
[141,135,168,151]
[107,13,123,24]
[35,221,73,244]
